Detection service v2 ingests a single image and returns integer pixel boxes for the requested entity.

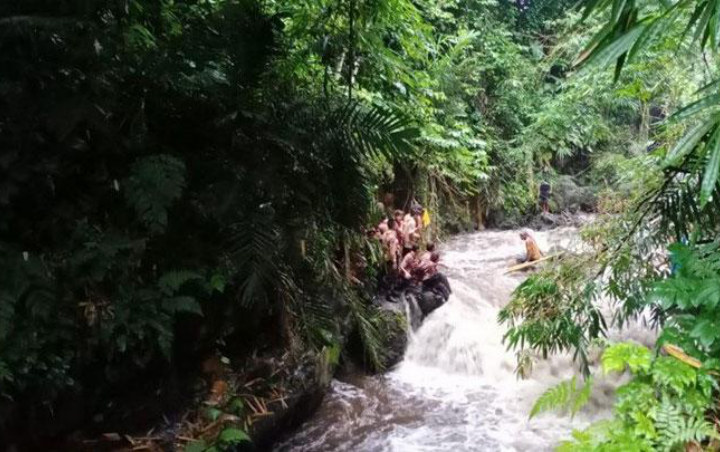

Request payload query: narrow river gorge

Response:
[276,226,656,451]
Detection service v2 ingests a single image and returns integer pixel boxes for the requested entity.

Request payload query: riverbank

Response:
[275,227,606,451]
[5,219,591,452]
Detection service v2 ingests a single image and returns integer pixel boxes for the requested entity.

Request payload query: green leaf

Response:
[628,3,683,64]
[158,270,203,295]
[228,397,245,415]
[632,411,657,439]
[602,343,652,374]
[124,155,186,234]
[530,376,576,419]
[689,319,720,348]
[530,376,593,419]
[206,407,222,421]
[672,94,720,122]
[664,119,716,166]
[651,357,696,389]
[210,274,226,293]
[695,279,720,308]
[324,343,341,366]
[218,427,250,445]
[183,440,208,452]
[163,296,203,316]
[700,126,720,206]
[580,23,647,70]
[571,377,594,417]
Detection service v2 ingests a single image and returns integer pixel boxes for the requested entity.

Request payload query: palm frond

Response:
[327,102,418,161]
[228,210,282,309]
[347,293,387,372]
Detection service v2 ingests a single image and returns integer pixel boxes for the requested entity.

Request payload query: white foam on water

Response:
[276,226,653,452]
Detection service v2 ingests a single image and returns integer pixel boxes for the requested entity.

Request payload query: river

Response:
[276,226,655,451]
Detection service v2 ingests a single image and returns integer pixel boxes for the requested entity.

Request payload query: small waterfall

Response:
[402,292,422,334]
[277,226,654,452]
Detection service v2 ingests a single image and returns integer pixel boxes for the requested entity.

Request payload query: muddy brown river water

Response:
[276,227,655,451]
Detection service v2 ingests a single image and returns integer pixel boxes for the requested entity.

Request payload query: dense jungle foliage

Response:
[0,0,574,445]
[500,0,720,449]
[5,0,720,449]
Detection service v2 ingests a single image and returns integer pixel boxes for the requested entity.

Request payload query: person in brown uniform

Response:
[382,219,400,269]
[518,230,542,263]
[414,251,440,281]
[399,244,419,280]
[419,243,435,262]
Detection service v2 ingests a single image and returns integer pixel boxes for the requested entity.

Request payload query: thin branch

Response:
[347,0,356,102]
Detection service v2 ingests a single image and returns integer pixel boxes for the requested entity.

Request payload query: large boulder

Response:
[251,352,333,450]
[375,301,410,370]
[344,299,408,373]
[345,274,452,374]
[552,175,596,213]
[417,274,452,317]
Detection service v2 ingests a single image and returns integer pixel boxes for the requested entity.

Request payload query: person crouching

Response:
[517,229,542,263]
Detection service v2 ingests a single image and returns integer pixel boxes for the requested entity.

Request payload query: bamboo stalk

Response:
[504,253,564,274]
[663,343,702,369]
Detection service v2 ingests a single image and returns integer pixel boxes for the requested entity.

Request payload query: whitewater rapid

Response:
[276,227,654,451]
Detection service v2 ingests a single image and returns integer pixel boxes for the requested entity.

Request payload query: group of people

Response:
[369,198,546,283]
[371,204,439,282]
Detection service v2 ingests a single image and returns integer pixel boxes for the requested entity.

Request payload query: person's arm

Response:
[389,239,398,265]
[400,254,413,278]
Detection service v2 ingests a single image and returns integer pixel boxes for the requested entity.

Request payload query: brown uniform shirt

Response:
[525,237,542,262]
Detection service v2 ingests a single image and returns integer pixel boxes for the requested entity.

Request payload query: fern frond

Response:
[602,342,652,374]
[347,294,387,372]
[297,298,337,349]
[229,212,281,308]
[571,376,593,417]
[654,400,718,451]
[161,295,203,315]
[651,357,696,391]
[530,376,594,419]
[158,270,202,295]
[123,154,186,234]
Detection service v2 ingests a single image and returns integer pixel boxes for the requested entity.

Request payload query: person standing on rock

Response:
[383,219,400,270]
[414,251,440,281]
[539,181,551,214]
[399,244,419,280]
[419,243,435,262]
[393,210,405,247]
[402,211,418,254]
[410,200,424,236]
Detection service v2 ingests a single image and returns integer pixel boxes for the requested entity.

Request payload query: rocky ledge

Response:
[348,274,452,372]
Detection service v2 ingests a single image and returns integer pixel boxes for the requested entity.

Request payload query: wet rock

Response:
[344,273,452,375]
[540,212,560,226]
[251,352,333,450]
[552,175,596,213]
[417,274,452,318]
[343,302,407,374]
[417,291,446,317]
[524,210,594,231]
[349,275,451,373]
[377,307,409,370]
[486,208,526,230]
